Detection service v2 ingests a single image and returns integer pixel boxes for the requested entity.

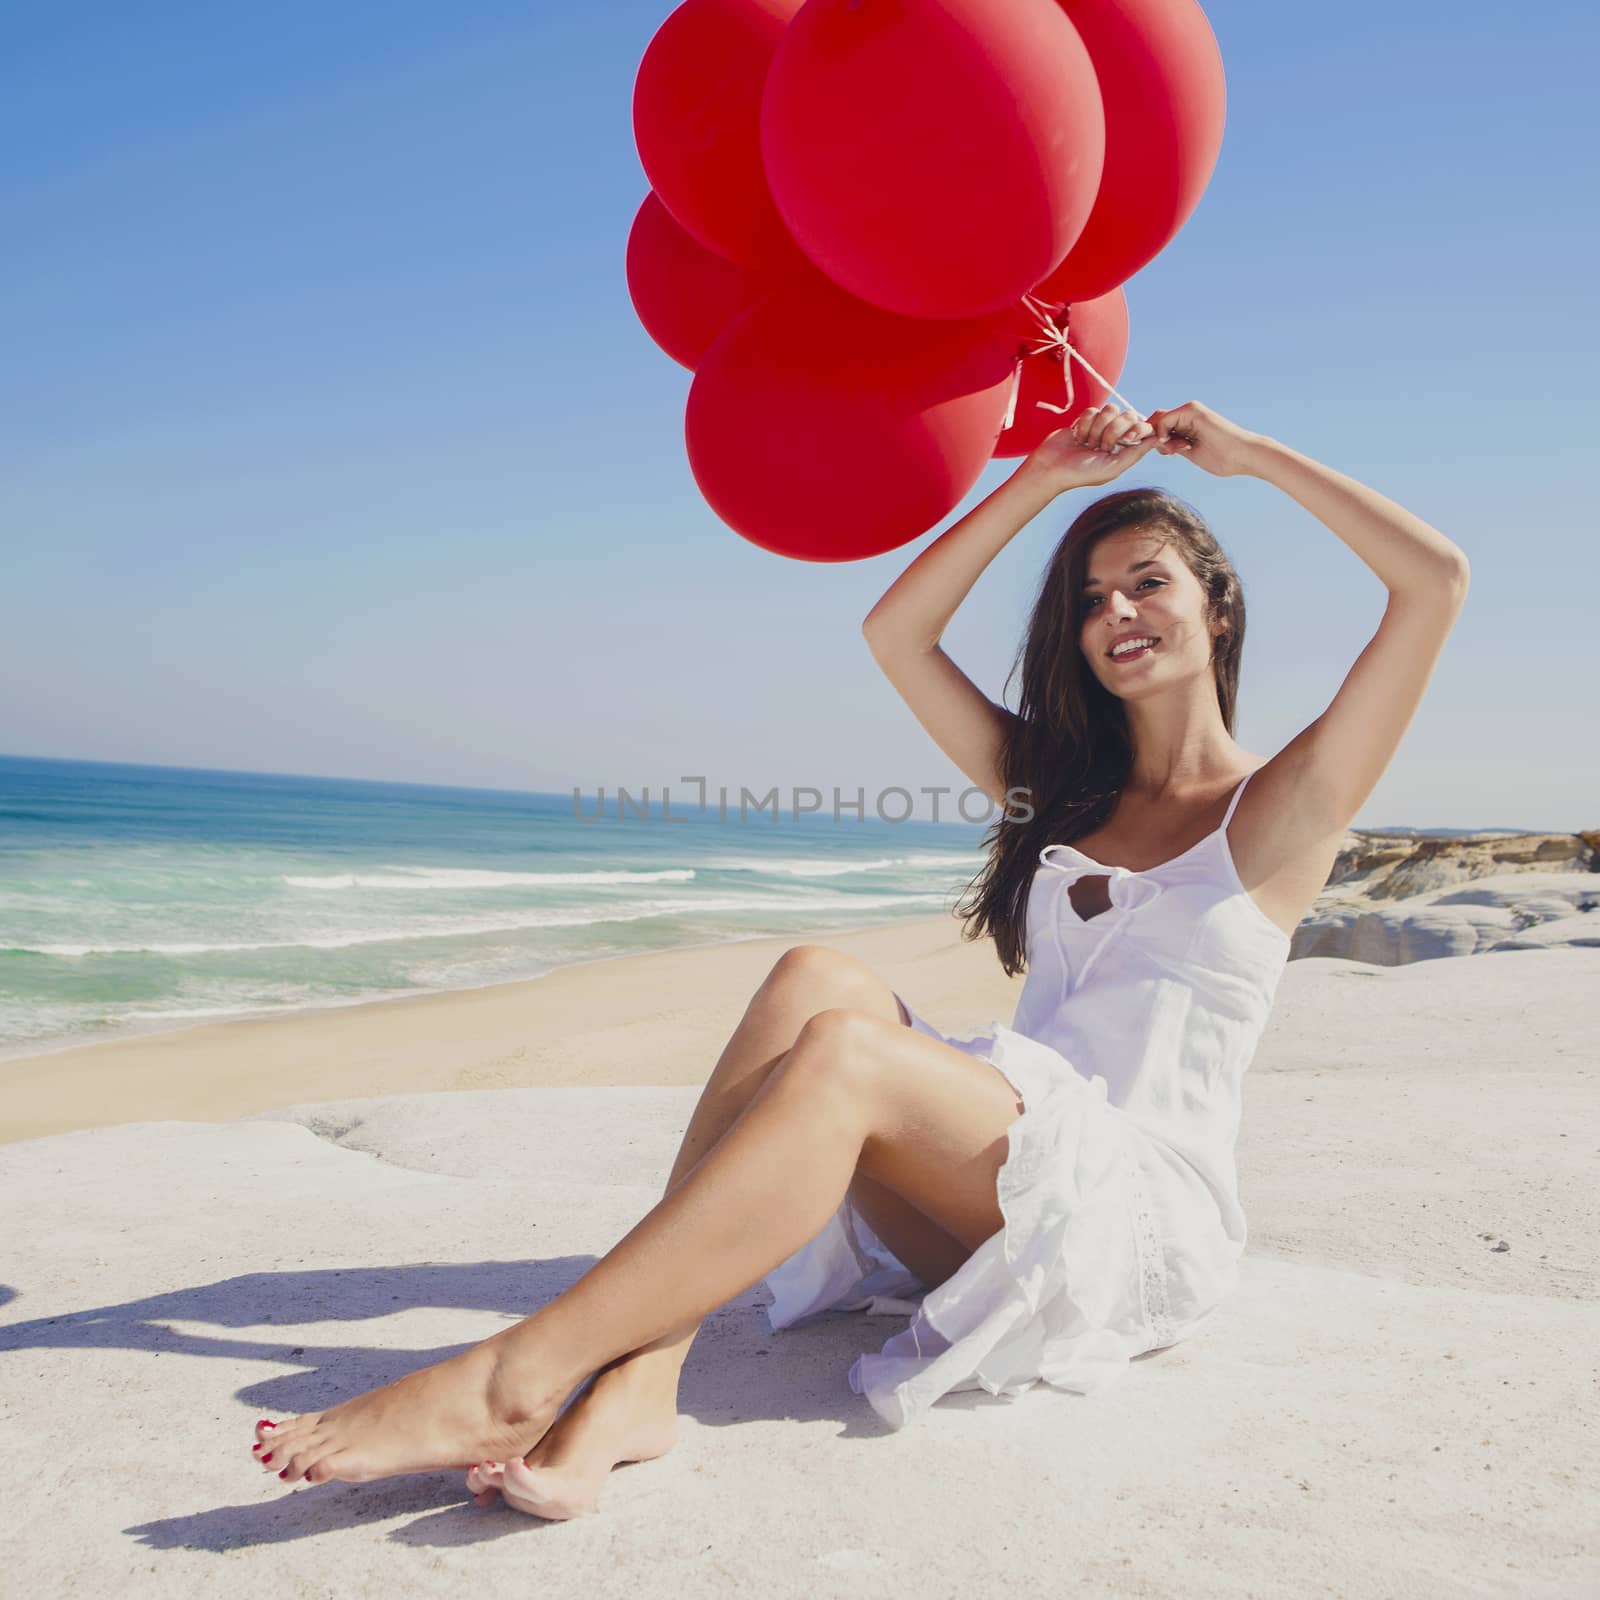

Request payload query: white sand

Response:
[1,924,1596,1596]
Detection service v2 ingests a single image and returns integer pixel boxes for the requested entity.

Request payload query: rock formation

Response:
[1293,828,1600,965]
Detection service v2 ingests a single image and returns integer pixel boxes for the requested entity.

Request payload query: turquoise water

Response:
[0,755,987,1058]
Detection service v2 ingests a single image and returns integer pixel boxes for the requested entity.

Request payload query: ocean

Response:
[0,754,989,1059]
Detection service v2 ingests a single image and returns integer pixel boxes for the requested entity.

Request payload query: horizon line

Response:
[0,751,1581,839]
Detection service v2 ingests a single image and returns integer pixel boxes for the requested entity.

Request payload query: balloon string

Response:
[1002,362,1023,433]
[1012,292,1143,425]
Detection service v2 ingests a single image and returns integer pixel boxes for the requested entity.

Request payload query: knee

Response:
[782,1006,881,1094]
[763,943,863,1007]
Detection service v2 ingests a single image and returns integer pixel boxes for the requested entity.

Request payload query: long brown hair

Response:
[951,487,1247,976]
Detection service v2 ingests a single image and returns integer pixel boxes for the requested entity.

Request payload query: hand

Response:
[1018,404,1160,493]
[1143,400,1263,478]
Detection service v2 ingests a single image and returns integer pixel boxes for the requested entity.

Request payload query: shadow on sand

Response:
[0,1254,1001,1549]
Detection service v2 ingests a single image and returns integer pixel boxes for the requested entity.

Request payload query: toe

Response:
[276,1437,325,1485]
[258,1413,316,1456]
[258,1428,303,1471]
[466,1462,506,1508]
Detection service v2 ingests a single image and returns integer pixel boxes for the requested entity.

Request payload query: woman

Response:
[249,400,1470,1518]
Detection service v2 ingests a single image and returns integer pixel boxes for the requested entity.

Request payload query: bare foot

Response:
[465,1369,678,1519]
[250,1338,565,1487]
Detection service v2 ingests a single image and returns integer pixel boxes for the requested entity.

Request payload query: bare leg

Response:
[251,992,1022,1494]
[471,946,973,1515]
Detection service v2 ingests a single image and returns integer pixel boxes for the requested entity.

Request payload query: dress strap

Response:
[1221,766,1262,831]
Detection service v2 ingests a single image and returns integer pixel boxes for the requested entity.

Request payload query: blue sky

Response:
[1,1,1594,830]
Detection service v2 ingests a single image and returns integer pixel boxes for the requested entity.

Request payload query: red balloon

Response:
[626,193,763,371]
[686,281,1017,561]
[1033,0,1226,304]
[633,0,808,273]
[991,288,1130,458]
[761,0,1105,320]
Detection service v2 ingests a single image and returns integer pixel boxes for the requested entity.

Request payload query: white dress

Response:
[763,768,1293,1428]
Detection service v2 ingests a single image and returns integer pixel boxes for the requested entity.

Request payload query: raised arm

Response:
[1145,400,1471,839]
[863,407,1160,805]
[1251,437,1468,831]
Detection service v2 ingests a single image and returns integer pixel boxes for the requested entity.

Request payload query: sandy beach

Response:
[0,913,1015,1144]
[1,914,1597,1596]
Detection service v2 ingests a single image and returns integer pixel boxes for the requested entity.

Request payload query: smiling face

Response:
[1077,526,1224,697]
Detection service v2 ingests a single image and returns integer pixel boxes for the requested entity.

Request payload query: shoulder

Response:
[1227,752,1345,936]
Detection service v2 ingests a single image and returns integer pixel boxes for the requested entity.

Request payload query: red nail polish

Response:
[279,1468,289,1479]
[261,1453,273,1464]
[259,1419,275,1429]
[252,1444,261,1453]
